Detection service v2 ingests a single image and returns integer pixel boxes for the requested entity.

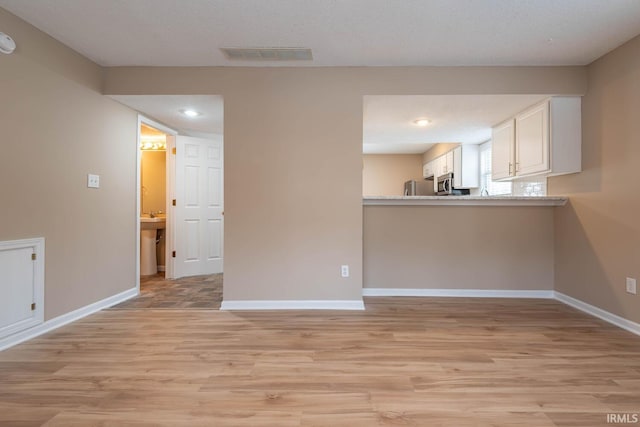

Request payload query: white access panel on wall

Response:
[174,136,223,278]
[0,238,44,340]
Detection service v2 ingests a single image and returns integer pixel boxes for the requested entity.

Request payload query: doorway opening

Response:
[108,95,224,309]
[139,122,169,278]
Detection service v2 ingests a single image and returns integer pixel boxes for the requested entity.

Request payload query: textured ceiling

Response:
[1,0,640,67]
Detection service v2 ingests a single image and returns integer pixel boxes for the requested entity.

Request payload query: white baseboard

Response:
[363,288,640,336]
[3,285,637,352]
[554,291,640,336]
[0,287,138,352]
[363,288,555,298]
[220,299,365,311]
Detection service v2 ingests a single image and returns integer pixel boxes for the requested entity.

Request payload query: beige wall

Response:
[364,206,554,290]
[141,151,166,215]
[362,154,424,196]
[1,5,590,313]
[422,143,461,164]
[549,34,640,323]
[0,9,137,319]
[104,66,584,303]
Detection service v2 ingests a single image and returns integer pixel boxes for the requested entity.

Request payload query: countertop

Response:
[363,196,568,207]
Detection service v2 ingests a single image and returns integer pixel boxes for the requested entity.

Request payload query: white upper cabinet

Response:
[515,101,549,176]
[453,145,479,189]
[491,119,515,181]
[444,151,454,175]
[492,97,581,181]
[433,151,454,177]
[422,161,434,179]
[424,145,480,191]
[434,156,443,177]
[432,157,443,191]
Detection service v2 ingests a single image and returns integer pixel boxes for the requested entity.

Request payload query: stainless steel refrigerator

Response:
[403,180,434,196]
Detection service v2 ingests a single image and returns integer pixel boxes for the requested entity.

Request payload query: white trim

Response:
[220,300,365,311]
[0,287,137,352]
[165,134,176,279]
[0,237,45,339]
[363,288,554,298]
[138,116,179,137]
[554,291,640,336]
[362,196,567,207]
[362,288,640,336]
[136,116,142,292]
[137,115,178,284]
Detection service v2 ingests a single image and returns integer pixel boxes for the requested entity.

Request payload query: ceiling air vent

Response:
[220,47,313,61]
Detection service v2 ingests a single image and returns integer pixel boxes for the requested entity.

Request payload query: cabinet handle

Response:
[515,162,520,173]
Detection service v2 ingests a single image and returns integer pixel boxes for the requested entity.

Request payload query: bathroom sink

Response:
[140,216,166,230]
[140,217,165,223]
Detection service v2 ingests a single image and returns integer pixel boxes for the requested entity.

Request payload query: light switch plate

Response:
[87,174,100,189]
[626,277,637,295]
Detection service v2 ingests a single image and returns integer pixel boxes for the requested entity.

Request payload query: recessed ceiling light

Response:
[180,109,201,118]
[413,118,431,126]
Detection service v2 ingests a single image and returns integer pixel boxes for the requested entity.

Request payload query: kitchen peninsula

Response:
[364,195,567,206]
[363,194,566,295]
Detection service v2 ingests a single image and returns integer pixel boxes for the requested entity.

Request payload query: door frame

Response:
[136,115,178,293]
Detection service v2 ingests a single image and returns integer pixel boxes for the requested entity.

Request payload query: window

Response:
[479,141,512,196]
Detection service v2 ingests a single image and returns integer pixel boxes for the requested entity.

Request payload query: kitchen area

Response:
[362,95,580,294]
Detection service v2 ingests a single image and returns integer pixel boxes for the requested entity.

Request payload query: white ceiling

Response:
[109,95,223,136]
[363,95,549,154]
[2,0,640,67]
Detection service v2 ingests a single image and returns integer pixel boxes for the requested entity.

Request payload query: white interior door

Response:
[174,135,223,278]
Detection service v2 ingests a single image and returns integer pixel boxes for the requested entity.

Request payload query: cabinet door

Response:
[441,155,447,175]
[432,157,442,191]
[492,119,515,180]
[445,151,454,174]
[432,157,440,177]
[453,146,462,188]
[516,101,549,176]
[423,161,433,178]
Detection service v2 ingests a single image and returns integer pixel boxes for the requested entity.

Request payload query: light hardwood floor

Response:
[1,297,639,426]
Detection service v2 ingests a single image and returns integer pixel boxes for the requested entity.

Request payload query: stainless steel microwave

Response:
[436,173,453,195]
[436,173,470,196]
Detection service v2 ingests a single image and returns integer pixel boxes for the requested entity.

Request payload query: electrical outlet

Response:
[626,277,637,295]
[341,265,349,278]
[87,174,100,189]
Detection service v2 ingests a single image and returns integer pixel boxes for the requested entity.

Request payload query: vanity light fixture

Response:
[140,135,167,151]
[413,118,431,127]
[180,109,201,118]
